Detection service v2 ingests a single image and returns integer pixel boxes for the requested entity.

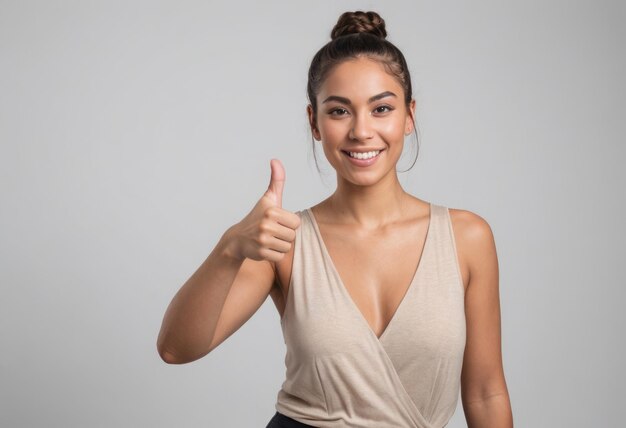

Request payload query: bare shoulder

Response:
[447,207,498,282]
[448,207,495,242]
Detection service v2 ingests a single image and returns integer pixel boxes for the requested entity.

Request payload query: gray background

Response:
[1,0,624,427]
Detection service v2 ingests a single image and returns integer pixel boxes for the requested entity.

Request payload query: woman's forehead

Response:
[319,58,403,102]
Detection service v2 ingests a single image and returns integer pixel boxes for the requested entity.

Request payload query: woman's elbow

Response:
[157,342,209,365]
[158,347,182,364]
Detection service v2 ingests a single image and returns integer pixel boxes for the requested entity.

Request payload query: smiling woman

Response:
[156,9,513,428]
[309,58,415,184]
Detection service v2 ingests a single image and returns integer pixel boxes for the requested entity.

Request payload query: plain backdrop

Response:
[1,1,624,427]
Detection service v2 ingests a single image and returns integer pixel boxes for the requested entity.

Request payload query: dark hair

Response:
[307,11,420,174]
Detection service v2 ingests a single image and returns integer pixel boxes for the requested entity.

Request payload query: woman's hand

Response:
[227,159,301,262]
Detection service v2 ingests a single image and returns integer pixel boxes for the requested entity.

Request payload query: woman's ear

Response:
[405,99,416,135]
[307,104,321,141]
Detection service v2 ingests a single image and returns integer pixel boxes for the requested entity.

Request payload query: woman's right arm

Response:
[156,227,273,364]
[156,159,299,364]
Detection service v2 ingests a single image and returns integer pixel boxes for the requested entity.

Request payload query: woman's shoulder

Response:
[445,204,494,240]
[446,204,497,275]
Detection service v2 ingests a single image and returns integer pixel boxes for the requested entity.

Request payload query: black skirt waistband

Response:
[265,411,318,428]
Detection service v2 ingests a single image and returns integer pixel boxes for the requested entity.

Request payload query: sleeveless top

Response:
[274,203,466,428]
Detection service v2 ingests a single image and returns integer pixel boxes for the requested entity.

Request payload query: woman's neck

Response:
[326,172,413,229]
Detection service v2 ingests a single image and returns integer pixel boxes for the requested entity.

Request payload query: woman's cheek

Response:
[321,124,347,145]
[378,119,404,140]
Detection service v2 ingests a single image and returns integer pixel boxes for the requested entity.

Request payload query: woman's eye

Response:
[374,105,394,114]
[330,108,348,116]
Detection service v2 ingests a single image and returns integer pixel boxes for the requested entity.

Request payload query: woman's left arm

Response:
[453,210,513,428]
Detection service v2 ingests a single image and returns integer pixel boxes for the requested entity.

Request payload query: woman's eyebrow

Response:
[322,91,397,105]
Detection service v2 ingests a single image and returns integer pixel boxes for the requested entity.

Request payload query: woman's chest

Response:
[275,220,431,337]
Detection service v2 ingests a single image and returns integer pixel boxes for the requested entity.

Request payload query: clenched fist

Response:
[227,159,301,262]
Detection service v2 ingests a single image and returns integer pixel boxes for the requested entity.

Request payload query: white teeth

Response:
[348,150,381,160]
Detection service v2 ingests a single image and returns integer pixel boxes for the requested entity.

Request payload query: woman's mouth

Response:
[341,149,384,167]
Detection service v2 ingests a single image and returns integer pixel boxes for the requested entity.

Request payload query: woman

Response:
[157,10,513,428]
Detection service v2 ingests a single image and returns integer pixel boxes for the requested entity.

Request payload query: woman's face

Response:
[308,56,416,187]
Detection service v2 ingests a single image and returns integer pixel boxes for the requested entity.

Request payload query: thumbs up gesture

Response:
[227,159,301,262]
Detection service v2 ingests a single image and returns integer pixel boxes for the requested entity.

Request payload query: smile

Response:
[341,149,385,166]
[345,150,381,159]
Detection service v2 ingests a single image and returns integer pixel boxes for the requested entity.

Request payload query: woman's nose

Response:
[349,112,374,141]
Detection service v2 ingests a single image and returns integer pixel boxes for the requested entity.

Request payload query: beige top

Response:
[274,203,466,428]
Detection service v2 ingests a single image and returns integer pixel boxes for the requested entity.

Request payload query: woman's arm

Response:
[156,227,276,364]
[453,210,513,427]
[157,159,299,364]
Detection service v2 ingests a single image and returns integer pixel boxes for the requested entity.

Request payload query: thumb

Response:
[265,158,285,207]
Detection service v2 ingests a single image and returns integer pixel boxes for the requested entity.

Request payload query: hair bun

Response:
[330,11,387,40]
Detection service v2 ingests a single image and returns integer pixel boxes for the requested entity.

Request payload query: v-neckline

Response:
[306,203,433,342]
